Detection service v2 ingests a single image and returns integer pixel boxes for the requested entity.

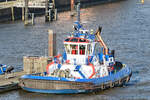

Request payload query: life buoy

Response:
[88,56,90,64]
[54,54,62,58]
[65,60,70,64]
[88,63,95,79]
[54,54,62,64]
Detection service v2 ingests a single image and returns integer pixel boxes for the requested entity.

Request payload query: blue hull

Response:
[20,66,132,94]
[22,87,89,94]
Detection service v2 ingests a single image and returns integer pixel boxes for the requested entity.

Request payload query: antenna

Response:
[76,2,80,23]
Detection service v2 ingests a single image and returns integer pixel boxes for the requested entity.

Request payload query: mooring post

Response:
[11,7,15,21]
[24,0,29,25]
[52,0,55,8]
[70,0,76,16]
[31,13,34,25]
[22,7,25,21]
[45,0,49,22]
[71,0,74,11]
[48,30,56,57]
[77,2,80,23]
[54,9,57,20]
[48,9,51,21]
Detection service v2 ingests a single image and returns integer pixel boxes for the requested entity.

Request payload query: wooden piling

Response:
[31,13,34,25]
[24,0,29,25]
[71,0,74,11]
[77,2,80,23]
[48,30,56,57]
[22,7,25,21]
[48,9,51,21]
[45,0,49,22]
[52,0,55,8]
[11,6,14,21]
[54,9,57,20]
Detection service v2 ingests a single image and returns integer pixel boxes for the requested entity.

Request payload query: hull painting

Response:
[20,66,132,94]
[22,87,88,94]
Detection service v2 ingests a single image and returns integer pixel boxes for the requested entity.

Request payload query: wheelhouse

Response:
[64,37,96,65]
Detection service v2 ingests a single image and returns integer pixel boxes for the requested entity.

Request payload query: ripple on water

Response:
[0,0,150,99]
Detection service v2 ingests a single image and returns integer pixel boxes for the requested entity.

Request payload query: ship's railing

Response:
[15,0,54,8]
[0,1,16,9]
[15,2,46,8]
[0,0,54,9]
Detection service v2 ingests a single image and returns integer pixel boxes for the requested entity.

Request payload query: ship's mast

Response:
[76,2,80,23]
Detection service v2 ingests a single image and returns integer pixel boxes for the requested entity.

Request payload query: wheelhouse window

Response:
[70,38,78,42]
[65,38,70,42]
[70,44,78,55]
[79,39,86,42]
[79,45,86,55]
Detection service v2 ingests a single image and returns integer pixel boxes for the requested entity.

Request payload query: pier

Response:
[0,0,125,22]
[0,0,57,23]
[0,1,16,9]
[0,57,52,93]
[0,30,55,92]
[0,71,25,93]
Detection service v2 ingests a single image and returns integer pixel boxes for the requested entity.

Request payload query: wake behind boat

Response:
[19,3,132,94]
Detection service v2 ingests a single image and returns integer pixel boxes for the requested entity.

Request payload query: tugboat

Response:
[19,3,132,94]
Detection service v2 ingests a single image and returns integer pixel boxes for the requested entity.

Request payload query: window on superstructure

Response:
[65,38,70,42]
[79,39,86,42]
[70,44,78,55]
[79,45,86,55]
[70,38,78,42]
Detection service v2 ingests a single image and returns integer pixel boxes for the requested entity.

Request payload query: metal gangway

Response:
[0,1,16,9]
[15,0,54,8]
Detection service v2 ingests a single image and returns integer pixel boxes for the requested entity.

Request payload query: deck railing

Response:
[0,1,16,9]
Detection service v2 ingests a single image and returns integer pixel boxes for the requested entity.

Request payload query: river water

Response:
[0,0,150,99]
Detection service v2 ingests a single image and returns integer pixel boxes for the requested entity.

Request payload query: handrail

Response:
[0,1,16,9]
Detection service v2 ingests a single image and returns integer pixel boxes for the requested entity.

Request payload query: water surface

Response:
[0,0,150,99]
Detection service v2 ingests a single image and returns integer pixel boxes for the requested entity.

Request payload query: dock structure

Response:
[0,0,57,23]
[0,1,17,21]
[15,0,47,8]
[0,56,52,93]
[0,29,55,92]
[0,71,26,93]
[0,1,16,9]
[15,0,57,23]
